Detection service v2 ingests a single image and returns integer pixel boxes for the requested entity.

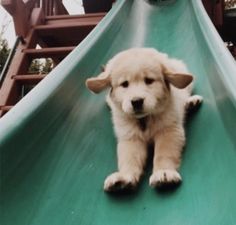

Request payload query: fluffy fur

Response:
[86,48,202,192]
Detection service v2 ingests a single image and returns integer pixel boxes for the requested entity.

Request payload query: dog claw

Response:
[149,169,182,189]
[104,172,137,192]
[185,95,203,112]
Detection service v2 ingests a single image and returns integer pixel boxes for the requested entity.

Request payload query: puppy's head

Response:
[86,48,193,118]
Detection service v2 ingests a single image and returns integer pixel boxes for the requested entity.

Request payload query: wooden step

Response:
[12,74,46,84]
[45,13,106,21]
[45,13,105,25]
[35,21,99,32]
[34,18,101,47]
[0,105,13,112]
[23,46,75,58]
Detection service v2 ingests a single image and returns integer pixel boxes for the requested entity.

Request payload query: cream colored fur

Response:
[86,48,202,192]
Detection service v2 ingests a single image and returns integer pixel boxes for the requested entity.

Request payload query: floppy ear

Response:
[162,66,193,89]
[86,71,111,94]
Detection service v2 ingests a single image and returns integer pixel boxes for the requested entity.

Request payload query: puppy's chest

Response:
[114,114,167,142]
[135,116,160,140]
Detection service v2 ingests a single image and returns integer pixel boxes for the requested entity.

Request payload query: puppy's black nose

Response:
[131,98,144,111]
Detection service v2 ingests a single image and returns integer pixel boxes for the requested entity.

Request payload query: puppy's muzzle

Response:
[131,98,144,112]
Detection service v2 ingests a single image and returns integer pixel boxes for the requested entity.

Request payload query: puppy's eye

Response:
[120,81,129,88]
[144,77,155,85]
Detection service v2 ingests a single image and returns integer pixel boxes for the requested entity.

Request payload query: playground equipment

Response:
[1,0,236,225]
[0,0,110,116]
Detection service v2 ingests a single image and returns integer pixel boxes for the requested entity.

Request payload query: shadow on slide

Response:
[1,0,236,224]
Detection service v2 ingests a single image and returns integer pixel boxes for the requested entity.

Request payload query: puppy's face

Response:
[109,59,168,118]
[86,48,193,118]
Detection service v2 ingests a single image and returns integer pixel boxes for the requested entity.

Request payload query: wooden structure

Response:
[202,0,236,58]
[0,0,113,117]
[202,0,224,30]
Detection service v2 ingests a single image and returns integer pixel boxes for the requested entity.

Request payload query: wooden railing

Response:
[41,0,68,16]
[1,0,68,37]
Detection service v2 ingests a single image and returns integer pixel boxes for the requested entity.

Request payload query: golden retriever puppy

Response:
[86,48,202,192]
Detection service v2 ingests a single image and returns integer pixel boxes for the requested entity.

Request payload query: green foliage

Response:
[42,58,54,74]
[0,36,10,74]
[23,58,54,97]
[28,59,42,74]
[225,0,236,9]
[28,58,54,74]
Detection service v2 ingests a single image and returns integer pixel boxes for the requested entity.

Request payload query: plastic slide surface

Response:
[1,0,236,224]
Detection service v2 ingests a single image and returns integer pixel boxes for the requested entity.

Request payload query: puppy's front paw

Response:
[185,95,203,112]
[149,169,182,188]
[104,172,138,192]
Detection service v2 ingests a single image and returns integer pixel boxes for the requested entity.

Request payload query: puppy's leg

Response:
[104,139,147,192]
[150,126,185,188]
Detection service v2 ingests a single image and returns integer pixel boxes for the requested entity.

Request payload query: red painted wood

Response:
[12,74,46,84]
[0,0,106,117]
[23,46,75,57]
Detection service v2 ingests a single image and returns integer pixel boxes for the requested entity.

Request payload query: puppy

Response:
[86,48,202,192]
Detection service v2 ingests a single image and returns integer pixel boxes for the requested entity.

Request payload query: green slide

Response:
[1,0,236,224]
